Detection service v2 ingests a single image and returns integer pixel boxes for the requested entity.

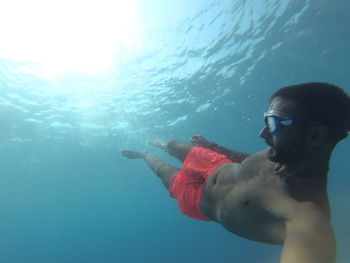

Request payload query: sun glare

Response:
[0,0,141,75]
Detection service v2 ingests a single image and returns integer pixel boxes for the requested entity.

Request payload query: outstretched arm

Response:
[190,135,250,163]
[281,203,336,263]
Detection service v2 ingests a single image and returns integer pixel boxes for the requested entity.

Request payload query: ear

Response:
[307,125,329,146]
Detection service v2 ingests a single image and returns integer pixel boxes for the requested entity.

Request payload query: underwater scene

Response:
[0,0,349,262]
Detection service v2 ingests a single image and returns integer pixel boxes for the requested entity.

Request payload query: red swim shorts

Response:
[169,146,232,221]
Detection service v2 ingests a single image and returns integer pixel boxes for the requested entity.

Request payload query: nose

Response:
[259,126,269,139]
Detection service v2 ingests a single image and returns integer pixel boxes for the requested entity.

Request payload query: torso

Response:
[200,150,330,244]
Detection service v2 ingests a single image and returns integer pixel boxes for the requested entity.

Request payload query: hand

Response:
[190,135,213,148]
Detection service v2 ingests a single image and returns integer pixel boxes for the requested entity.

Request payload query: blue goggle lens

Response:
[265,116,277,133]
[264,114,295,133]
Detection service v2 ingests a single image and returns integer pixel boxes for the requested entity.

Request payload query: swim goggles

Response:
[264,112,350,134]
[264,113,318,134]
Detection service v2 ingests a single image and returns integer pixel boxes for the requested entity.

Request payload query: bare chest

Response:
[201,162,288,244]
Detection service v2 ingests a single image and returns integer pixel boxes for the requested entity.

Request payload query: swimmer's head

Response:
[270,82,350,142]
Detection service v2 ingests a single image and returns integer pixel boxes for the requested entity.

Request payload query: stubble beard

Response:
[267,144,305,164]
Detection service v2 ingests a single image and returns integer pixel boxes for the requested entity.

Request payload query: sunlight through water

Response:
[0,0,324,144]
[0,0,142,75]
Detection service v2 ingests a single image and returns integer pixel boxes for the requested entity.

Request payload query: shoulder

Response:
[214,150,277,183]
[282,201,336,263]
[239,150,276,175]
[241,150,271,165]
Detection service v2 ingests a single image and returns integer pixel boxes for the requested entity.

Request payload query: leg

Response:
[122,150,179,189]
[148,140,193,162]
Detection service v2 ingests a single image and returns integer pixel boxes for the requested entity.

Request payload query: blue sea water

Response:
[0,0,349,262]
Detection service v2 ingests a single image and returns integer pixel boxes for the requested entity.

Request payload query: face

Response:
[259,97,308,164]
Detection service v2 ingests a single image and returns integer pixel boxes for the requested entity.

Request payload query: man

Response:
[122,82,350,263]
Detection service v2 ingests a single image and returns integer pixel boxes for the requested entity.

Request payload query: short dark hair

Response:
[270,82,350,141]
